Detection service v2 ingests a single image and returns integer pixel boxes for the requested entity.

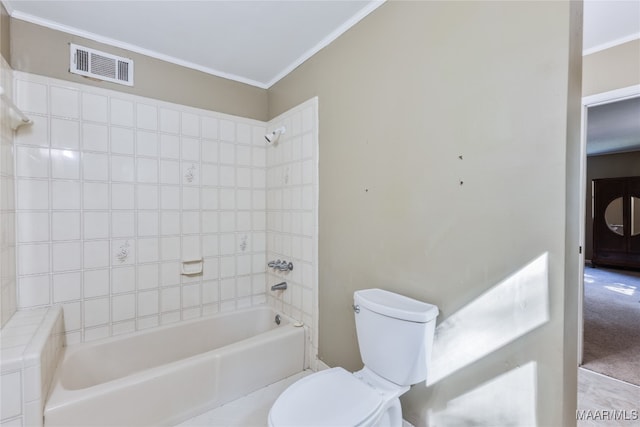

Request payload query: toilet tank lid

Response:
[355,289,439,323]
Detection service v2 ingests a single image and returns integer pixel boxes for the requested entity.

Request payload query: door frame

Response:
[578,84,640,365]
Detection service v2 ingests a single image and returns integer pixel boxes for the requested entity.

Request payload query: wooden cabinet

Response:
[592,176,640,269]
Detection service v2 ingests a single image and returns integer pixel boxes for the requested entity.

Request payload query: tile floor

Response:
[178,367,640,427]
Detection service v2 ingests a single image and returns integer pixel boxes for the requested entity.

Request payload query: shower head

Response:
[265,126,286,145]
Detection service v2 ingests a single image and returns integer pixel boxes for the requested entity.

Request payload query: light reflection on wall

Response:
[428,362,538,426]
[428,253,550,385]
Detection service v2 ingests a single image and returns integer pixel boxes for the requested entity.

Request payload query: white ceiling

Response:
[3,0,639,89]
[3,0,384,89]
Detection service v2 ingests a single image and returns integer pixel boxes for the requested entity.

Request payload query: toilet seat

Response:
[268,367,384,426]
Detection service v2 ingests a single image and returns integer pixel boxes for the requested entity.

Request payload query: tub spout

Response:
[271,282,287,291]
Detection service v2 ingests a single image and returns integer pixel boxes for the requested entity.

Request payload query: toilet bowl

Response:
[268,289,439,427]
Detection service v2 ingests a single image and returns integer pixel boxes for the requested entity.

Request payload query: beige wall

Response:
[583,39,640,97]
[9,19,268,121]
[269,1,582,426]
[585,152,640,260]
[0,3,9,62]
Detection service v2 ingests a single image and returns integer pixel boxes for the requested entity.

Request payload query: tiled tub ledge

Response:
[1,306,65,427]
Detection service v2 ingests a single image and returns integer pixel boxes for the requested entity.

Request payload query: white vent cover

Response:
[70,44,134,86]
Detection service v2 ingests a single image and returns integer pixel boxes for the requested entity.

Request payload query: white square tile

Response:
[51,149,80,179]
[219,165,235,187]
[84,269,110,298]
[160,262,181,287]
[51,86,79,118]
[199,189,217,212]
[202,280,219,304]
[52,181,80,210]
[161,237,180,261]
[219,120,235,142]
[112,266,135,294]
[161,211,180,236]
[161,287,180,312]
[252,146,266,168]
[220,278,235,301]
[16,79,48,114]
[83,182,109,210]
[182,162,199,185]
[202,235,219,257]
[137,104,158,130]
[160,108,180,133]
[202,140,218,163]
[160,160,180,184]
[182,212,200,235]
[84,325,109,342]
[302,133,314,159]
[24,364,42,401]
[201,117,218,140]
[236,145,251,166]
[220,233,235,255]
[51,241,81,272]
[15,114,48,147]
[182,284,200,308]
[202,258,219,281]
[181,112,199,137]
[160,186,180,210]
[138,238,159,263]
[111,127,135,155]
[252,211,265,231]
[82,152,109,181]
[18,243,50,275]
[137,157,158,183]
[18,274,50,307]
[111,155,135,182]
[138,212,159,237]
[18,212,49,243]
[219,212,235,233]
[137,264,158,289]
[138,290,159,316]
[113,321,135,336]
[137,185,158,210]
[0,371,22,420]
[220,257,235,279]
[201,164,218,186]
[237,167,251,188]
[111,183,134,209]
[181,235,200,260]
[112,239,135,265]
[16,146,49,178]
[82,93,108,123]
[53,271,81,302]
[219,189,235,210]
[202,211,218,234]
[17,179,49,210]
[51,118,80,150]
[112,294,135,322]
[182,186,200,210]
[160,134,180,159]
[84,297,109,327]
[112,211,134,238]
[181,137,200,161]
[84,240,110,269]
[84,212,109,239]
[137,131,159,157]
[236,123,252,144]
[82,123,109,152]
[52,212,80,241]
[62,301,81,331]
[111,98,134,127]
[237,212,251,231]
[219,142,235,165]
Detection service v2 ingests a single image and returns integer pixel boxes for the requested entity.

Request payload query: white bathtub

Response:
[44,306,305,426]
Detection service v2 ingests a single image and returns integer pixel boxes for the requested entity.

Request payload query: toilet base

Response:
[373,397,403,427]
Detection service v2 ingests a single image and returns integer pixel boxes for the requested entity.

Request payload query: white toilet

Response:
[268,288,439,427]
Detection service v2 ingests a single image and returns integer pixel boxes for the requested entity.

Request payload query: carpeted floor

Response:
[582,266,640,386]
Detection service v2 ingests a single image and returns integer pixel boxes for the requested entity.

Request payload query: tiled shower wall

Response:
[266,98,318,368]
[13,72,271,343]
[0,55,17,328]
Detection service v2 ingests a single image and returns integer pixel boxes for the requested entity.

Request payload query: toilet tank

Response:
[354,289,439,386]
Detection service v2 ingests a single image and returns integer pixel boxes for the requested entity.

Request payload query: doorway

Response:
[578,85,640,385]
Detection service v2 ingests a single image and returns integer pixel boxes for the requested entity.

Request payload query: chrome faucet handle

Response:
[267,260,277,268]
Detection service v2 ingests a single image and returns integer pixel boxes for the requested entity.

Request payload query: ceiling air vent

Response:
[70,44,134,86]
